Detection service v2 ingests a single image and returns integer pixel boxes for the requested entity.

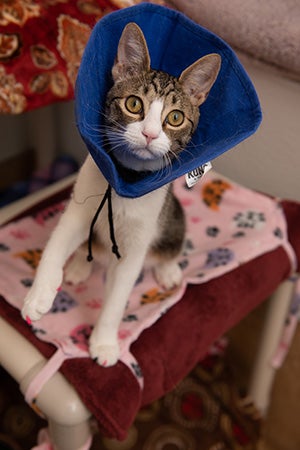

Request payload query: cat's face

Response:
[105,70,200,171]
[104,23,221,172]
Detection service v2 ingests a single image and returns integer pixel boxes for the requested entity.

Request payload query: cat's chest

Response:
[76,156,167,249]
[94,188,167,250]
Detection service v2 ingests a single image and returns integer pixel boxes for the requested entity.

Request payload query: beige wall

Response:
[213,54,300,201]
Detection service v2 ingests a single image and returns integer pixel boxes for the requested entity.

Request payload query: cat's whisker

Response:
[104,136,135,157]
[168,149,180,164]
[104,144,125,156]
[163,153,171,169]
[81,112,128,140]
[165,155,174,178]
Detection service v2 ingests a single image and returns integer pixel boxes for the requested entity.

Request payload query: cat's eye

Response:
[125,96,143,114]
[166,110,184,127]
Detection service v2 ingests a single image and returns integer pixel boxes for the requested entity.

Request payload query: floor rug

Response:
[0,351,262,450]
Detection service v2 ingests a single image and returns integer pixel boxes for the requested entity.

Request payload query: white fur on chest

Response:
[73,155,167,254]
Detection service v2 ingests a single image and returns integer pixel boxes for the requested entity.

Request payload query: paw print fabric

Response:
[0,171,296,395]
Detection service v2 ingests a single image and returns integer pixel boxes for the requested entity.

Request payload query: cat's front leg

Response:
[22,156,107,322]
[153,259,183,290]
[89,250,147,367]
[64,243,93,285]
[22,260,63,321]
[21,200,92,322]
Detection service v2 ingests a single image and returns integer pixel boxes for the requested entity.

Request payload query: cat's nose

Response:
[142,130,158,145]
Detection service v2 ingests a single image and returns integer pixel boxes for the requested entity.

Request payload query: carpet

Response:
[0,351,262,450]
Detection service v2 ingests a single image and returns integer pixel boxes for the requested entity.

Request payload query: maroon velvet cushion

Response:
[0,190,299,439]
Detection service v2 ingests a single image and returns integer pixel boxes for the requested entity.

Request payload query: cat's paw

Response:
[22,284,57,322]
[89,341,120,367]
[21,270,63,322]
[64,252,92,285]
[154,261,182,290]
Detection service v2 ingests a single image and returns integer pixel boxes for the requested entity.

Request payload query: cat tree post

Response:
[249,277,296,414]
[0,317,92,450]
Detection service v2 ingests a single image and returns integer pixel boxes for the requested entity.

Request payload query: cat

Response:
[22,23,221,367]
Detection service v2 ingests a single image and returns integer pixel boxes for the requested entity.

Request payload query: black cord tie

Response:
[87,184,121,262]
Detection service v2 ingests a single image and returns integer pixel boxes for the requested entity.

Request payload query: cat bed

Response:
[0,173,299,440]
[75,3,262,198]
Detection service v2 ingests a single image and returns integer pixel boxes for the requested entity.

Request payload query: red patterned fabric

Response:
[0,1,160,114]
[0,1,113,113]
[0,0,163,114]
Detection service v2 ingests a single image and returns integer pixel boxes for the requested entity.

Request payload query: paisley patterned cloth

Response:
[0,171,296,404]
[0,0,164,114]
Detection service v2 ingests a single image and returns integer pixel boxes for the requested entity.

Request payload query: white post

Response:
[249,278,295,414]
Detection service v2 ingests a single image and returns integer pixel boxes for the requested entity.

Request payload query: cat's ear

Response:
[112,23,150,82]
[179,54,221,106]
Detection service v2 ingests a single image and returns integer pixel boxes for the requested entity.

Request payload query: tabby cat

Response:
[22,23,221,366]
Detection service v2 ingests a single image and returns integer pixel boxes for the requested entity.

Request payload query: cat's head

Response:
[105,23,221,172]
